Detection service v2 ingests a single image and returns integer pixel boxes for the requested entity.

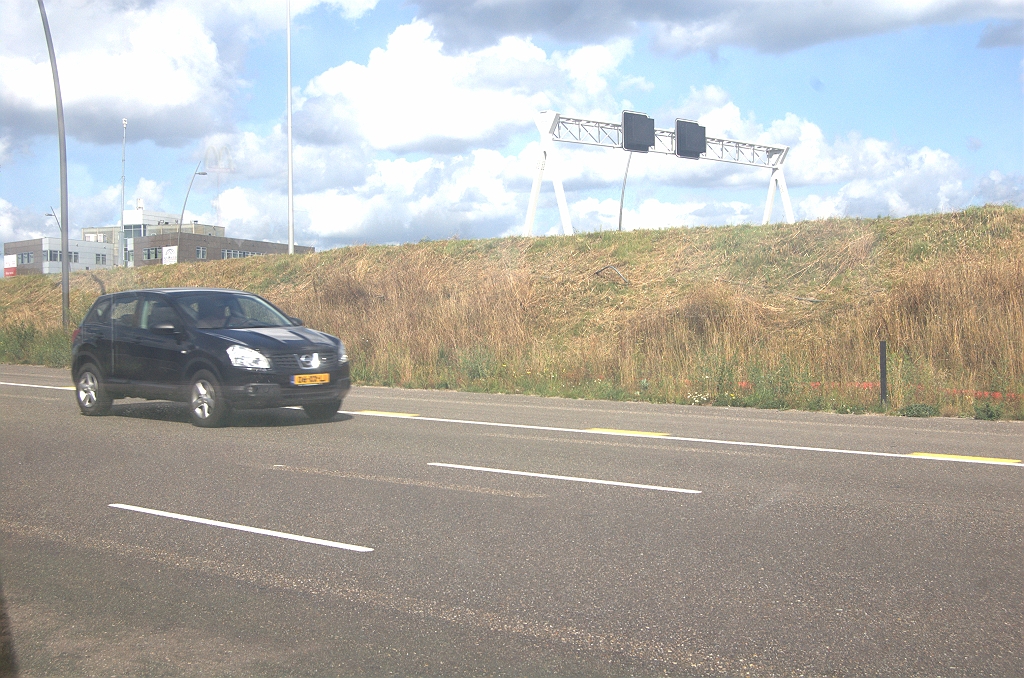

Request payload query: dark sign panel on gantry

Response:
[621,111,655,152]
[675,119,707,159]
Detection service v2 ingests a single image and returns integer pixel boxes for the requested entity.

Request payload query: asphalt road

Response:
[1,364,1022,677]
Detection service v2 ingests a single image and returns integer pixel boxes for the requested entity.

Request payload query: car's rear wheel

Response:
[189,370,230,427]
[76,363,112,416]
[303,399,341,422]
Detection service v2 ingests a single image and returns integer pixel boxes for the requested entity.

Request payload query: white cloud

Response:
[298,21,640,153]
[2,2,227,145]
[974,171,1024,204]
[0,197,51,243]
[411,0,1020,53]
[297,149,526,244]
[619,76,655,92]
[796,146,968,219]
[978,19,1024,47]
[0,0,379,145]
[301,21,552,152]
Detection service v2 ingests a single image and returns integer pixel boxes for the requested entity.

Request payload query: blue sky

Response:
[1,0,1021,249]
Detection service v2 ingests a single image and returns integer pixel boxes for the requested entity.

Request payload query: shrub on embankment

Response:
[2,204,1023,419]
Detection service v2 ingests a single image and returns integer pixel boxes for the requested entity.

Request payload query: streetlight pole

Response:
[120,118,127,265]
[36,0,69,328]
[178,161,207,261]
[286,0,295,254]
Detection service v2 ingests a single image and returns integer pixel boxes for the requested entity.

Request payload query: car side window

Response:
[84,299,111,324]
[111,297,138,328]
[139,299,181,330]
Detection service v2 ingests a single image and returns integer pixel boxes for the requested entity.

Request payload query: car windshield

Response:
[175,292,293,329]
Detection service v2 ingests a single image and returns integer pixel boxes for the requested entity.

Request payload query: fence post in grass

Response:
[879,340,888,407]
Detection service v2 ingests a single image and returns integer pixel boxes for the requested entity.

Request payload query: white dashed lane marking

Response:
[428,463,701,494]
[109,503,373,552]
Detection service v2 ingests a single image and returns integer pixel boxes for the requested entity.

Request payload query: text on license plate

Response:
[292,373,330,385]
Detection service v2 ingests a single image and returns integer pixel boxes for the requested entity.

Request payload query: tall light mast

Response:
[36,0,69,327]
[120,118,126,265]
[286,0,294,254]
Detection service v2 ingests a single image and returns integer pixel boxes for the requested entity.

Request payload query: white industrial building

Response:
[3,237,117,276]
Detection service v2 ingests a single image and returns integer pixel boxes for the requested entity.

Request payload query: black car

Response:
[71,288,350,426]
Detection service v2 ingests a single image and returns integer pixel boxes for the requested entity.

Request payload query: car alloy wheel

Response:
[188,370,229,427]
[76,364,112,416]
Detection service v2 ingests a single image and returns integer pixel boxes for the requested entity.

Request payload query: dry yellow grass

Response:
[2,204,1022,418]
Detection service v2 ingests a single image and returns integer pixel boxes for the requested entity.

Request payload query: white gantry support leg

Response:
[523,148,546,237]
[523,111,573,237]
[762,167,795,225]
[549,153,573,236]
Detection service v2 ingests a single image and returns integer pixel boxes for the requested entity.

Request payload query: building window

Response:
[124,225,146,238]
[44,250,77,262]
[95,253,107,265]
[221,249,263,259]
[124,248,134,263]
[143,247,163,261]
[196,246,207,260]
[16,252,33,265]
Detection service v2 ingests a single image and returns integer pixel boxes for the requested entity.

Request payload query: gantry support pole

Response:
[762,167,795,225]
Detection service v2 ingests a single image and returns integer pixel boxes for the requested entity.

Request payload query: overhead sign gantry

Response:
[523,110,794,236]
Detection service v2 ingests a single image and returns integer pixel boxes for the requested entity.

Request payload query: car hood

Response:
[202,326,338,352]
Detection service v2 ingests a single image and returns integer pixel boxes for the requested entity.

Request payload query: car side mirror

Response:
[151,322,180,335]
[290,317,304,326]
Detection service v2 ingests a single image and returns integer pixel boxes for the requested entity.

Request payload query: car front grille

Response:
[270,350,337,371]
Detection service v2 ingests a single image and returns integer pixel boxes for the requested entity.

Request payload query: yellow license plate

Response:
[292,373,330,385]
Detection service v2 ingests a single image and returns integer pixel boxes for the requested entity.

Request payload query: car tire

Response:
[188,369,230,427]
[75,363,112,416]
[303,399,341,423]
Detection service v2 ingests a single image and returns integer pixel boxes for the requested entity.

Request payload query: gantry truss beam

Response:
[552,115,789,168]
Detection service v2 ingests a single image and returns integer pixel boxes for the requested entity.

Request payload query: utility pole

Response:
[36,0,69,328]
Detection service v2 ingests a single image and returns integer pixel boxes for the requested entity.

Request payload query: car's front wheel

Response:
[189,370,230,427]
[303,399,341,422]
[76,363,112,416]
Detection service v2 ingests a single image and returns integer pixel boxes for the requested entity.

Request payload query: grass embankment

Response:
[2,205,1023,419]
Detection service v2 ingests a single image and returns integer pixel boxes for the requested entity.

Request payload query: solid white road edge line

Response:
[343,410,1021,468]
[429,462,701,494]
[108,503,373,552]
[0,381,75,391]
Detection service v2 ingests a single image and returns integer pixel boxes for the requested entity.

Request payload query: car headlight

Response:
[227,345,271,370]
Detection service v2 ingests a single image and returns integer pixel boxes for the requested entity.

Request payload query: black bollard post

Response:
[880,340,888,407]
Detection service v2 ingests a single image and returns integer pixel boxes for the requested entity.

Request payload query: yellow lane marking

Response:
[908,452,1021,465]
[358,410,420,418]
[586,428,669,438]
